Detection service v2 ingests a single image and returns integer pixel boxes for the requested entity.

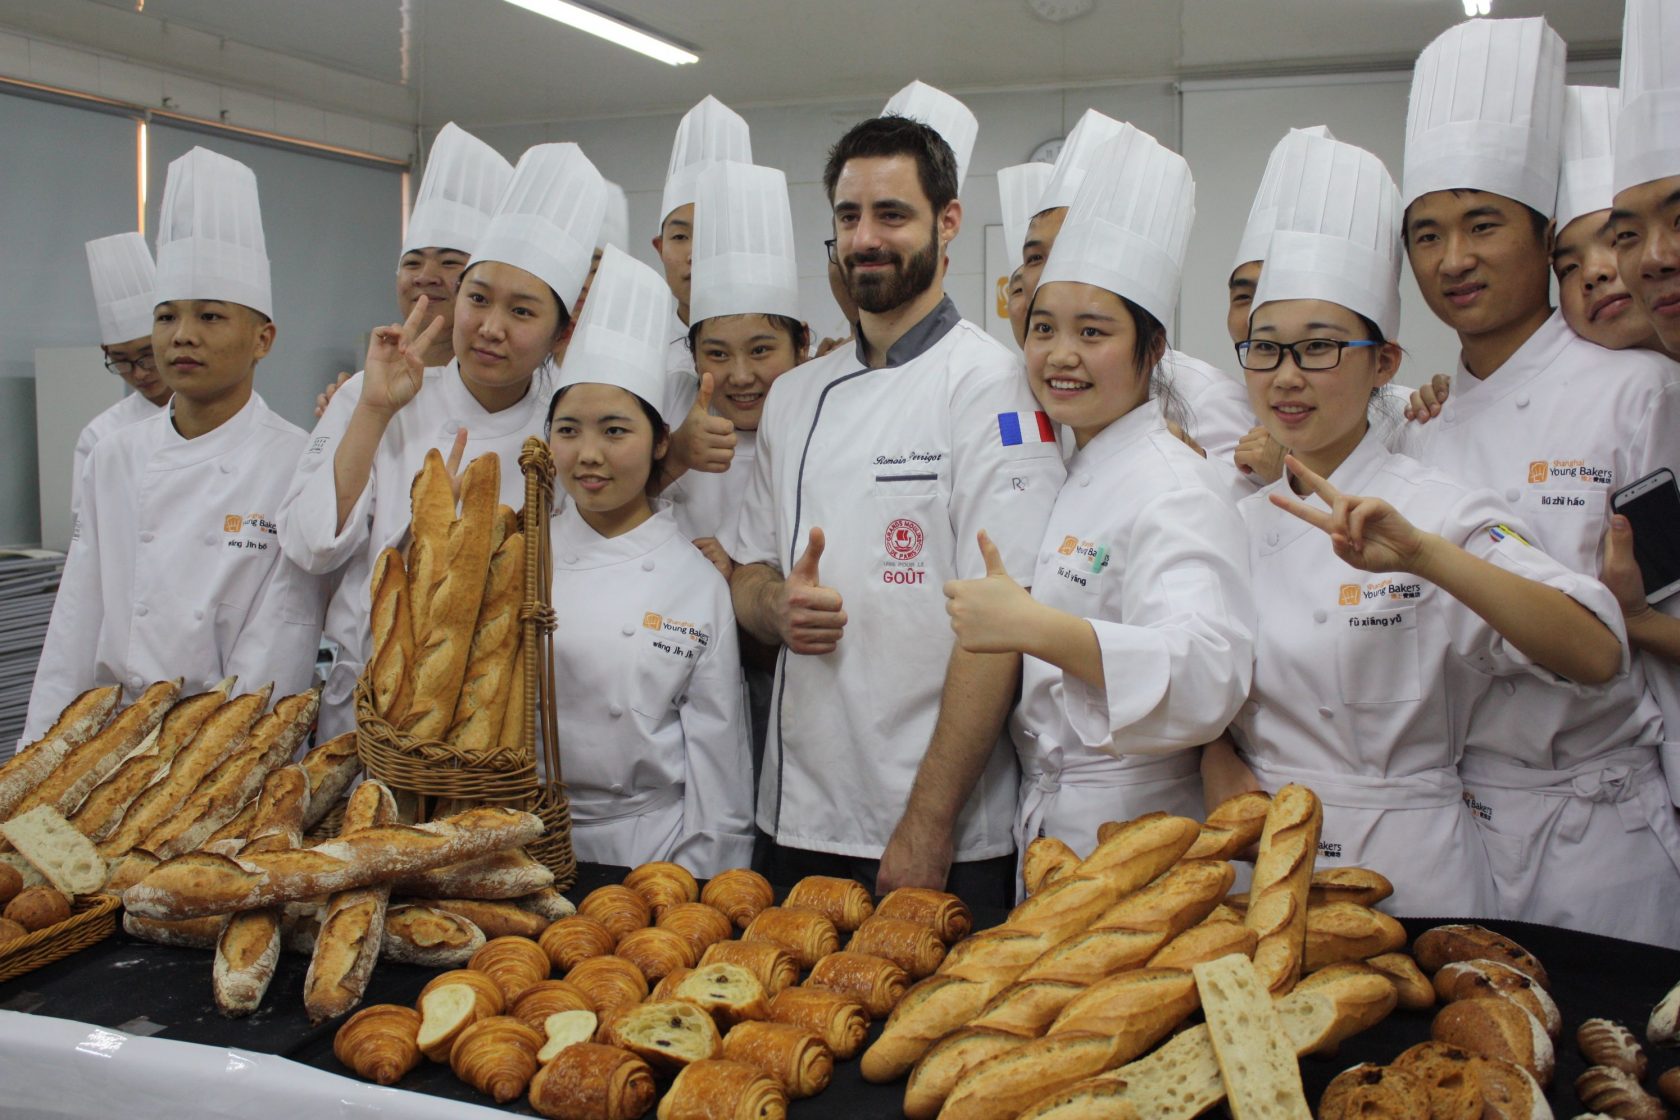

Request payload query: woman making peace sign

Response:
[1200,133,1625,916]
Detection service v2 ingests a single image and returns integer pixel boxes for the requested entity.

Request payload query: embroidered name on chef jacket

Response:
[222,512,277,553]
[1526,458,1614,487]
[641,612,710,660]
[1053,535,1110,589]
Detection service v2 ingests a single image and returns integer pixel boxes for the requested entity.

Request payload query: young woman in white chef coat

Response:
[277,141,608,740]
[944,126,1255,878]
[1200,134,1627,918]
[547,246,755,880]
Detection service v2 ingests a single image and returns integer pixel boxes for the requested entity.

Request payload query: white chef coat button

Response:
[609,703,624,718]
[621,624,635,637]
[130,675,143,690]
[1515,394,1530,408]
[609,783,625,794]
[1266,532,1280,546]
[1313,609,1327,624]
[1503,680,1517,695]
[140,531,155,543]
[1505,488,1520,503]
[204,533,216,546]
[642,559,655,572]
[135,605,148,617]
[1317,706,1333,719]
[671,491,685,503]
[442,420,462,435]
[563,555,579,565]
[220,463,234,474]
[194,609,204,621]
[1078,475,1091,488]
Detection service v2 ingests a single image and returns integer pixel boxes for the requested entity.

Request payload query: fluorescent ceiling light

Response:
[1461,0,1492,15]
[503,0,698,66]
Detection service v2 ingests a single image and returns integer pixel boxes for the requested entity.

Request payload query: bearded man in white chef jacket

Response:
[731,114,1064,908]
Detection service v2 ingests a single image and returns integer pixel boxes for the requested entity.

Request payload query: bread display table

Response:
[1,861,1676,1119]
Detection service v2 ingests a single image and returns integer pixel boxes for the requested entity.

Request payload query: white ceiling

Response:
[10,0,1625,130]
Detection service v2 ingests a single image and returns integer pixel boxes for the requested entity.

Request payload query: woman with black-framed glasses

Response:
[1200,132,1625,920]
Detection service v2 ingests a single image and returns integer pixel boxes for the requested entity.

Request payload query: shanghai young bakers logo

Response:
[224,514,244,533]
[1338,584,1361,607]
[885,518,924,561]
[1528,461,1549,484]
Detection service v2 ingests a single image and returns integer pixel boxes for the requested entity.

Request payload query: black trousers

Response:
[756,833,1016,911]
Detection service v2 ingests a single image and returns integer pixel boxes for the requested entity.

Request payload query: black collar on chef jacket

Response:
[851,294,961,368]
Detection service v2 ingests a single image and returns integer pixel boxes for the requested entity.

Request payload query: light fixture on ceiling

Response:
[502,0,698,66]
[1027,0,1095,24]
[1461,0,1492,15]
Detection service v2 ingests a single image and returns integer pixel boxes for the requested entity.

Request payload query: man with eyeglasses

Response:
[731,112,1063,908]
[1397,17,1680,943]
[76,233,171,523]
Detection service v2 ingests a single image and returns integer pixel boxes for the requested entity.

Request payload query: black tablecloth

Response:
[3,865,1677,1118]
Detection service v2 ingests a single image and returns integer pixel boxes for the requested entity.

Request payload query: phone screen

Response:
[1618,475,1680,597]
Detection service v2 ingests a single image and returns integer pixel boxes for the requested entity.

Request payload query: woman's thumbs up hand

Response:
[944,531,1037,655]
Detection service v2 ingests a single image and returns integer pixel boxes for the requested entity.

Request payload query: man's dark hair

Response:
[822,115,959,214]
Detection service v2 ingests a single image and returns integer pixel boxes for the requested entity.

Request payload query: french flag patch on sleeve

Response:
[997,410,1055,447]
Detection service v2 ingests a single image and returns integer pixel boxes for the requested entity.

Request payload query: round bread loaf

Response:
[1413,924,1548,990]
[1431,999,1554,1086]
[1434,959,1561,1037]
[0,916,27,943]
[0,862,23,906]
[3,886,70,931]
[1318,1063,1429,1120]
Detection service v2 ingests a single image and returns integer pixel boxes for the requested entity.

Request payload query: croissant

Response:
[333,1003,422,1085]
[701,868,774,930]
[784,875,875,933]
[416,970,505,1061]
[535,1009,599,1063]
[720,1021,833,1099]
[845,916,947,979]
[469,935,552,1004]
[658,1059,789,1120]
[601,999,723,1074]
[616,925,698,982]
[579,885,652,941]
[528,1042,656,1120]
[1021,836,1081,895]
[701,939,802,997]
[623,860,700,917]
[658,902,736,960]
[675,962,771,1030]
[805,951,911,1020]
[540,915,618,971]
[566,953,651,1013]
[651,967,695,1002]
[743,907,840,970]
[510,979,595,1034]
[449,1014,543,1104]
[875,887,972,943]
[767,986,868,1059]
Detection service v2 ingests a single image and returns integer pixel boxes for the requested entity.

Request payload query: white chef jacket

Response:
[1163,350,1255,464]
[72,392,163,522]
[1234,428,1632,919]
[667,428,756,550]
[1401,310,1680,944]
[1012,404,1255,867]
[275,362,554,739]
[23,394,325,746]
[551,501,754,879]
[733,297,1065,860]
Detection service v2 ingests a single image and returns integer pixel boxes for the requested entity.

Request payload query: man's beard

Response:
[844,227,940,315]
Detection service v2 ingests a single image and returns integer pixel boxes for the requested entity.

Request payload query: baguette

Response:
[98,687,272,859]
[68,681,232,842]
[9,680,180,822]
[1243,784,1321,994]
[368,548,416,725]
[904,1028,1029,1120]
[1306,867,1393,908]
[403,453,499,741]
[405,448,456,640]
[123,805,543,919]
[1182,790,1271,860]
[298,733,361,830]
[1146,916,1258,970]
[386,845,553,900]
[0,686,121,819]
[1195,953,1311,1119]
[512,887,576,922]
[213,765,310,1016]
[1,806,108,895]
[1021,836,1080,896]
[130,899,483,968]
[445,529,525,756]
[1303,902,1407,972]
[139,690,319,860]
[858,974,999,1083]
[1292,962,1399,1053]
[497,642,528,759]
[967,979,1087,1036]
[1004,815,1201,943]
[421,897,548,939]
[303,780,400,1023]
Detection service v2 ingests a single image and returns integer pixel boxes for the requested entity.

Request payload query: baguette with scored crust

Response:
[368,548,416,725]
[1243,784,1321,995]
[8,680,180,824]
[389,846,553,900]
[405,448,456,641]
[302,780,399,1022]
[0,687,121,819]
[446,530,524,757]
[213,765,311,1016]
[1182,790,1272,861]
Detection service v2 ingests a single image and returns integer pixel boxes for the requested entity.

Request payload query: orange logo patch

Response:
[223,515,243,533]
[1338,584,1360,607]
[1057,535,1079,556]
[642,612,663,630]
[1527,461,1548,484]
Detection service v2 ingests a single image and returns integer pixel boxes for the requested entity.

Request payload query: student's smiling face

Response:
[692,313,803,431]
[1404,189,1552,339]
[396,246,470,359]
[1024,280,1158,449]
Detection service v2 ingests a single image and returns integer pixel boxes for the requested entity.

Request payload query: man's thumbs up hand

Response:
[779,527,846,654]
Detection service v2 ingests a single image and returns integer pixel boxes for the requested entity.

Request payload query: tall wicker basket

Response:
[355,437,574,889]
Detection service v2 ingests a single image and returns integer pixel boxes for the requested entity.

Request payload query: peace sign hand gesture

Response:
[1270,454,1428,575]
[361,294,448,420]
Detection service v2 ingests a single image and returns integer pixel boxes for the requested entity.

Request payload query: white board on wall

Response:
[35,347,122,553]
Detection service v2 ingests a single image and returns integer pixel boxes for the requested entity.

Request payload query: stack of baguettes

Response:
[868,786,1414,1120]
[366,448,528,763]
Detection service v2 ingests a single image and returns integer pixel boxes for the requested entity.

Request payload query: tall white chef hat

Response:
[689,161,800,326]
[1401,17,1566,216]
[1557,86,1621,232]
[882,80,979,193]
[599,181,630,252]
[86,232,157,345]
[1613,0,1680,197]
[1037,123,1195,328]
[998,162,1055,271]
[661,96,752,226]
[1233,126,1336,271]
[1035,108,1125,215]
[402,122,513,257]
[471,142,606,318]
[153,146,272,319]
[1253,133,1404,341]
[555,245,678,425]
